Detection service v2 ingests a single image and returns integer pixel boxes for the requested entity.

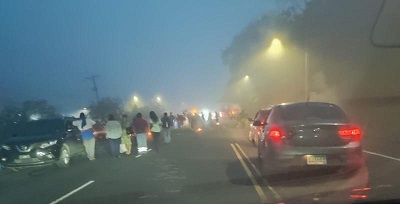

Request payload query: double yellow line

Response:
[231,143,281,203]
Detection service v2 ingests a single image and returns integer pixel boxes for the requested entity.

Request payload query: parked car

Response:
[248,108,271,146]
[0,118,86,169]
[93,122,107,138]
[256,102,364,176]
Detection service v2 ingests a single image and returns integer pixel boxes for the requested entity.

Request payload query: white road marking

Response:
[135,155,142,158]
[231,144,267,203]
[235,143,282,201]
[49,180,94,204]
[363,150,400,162]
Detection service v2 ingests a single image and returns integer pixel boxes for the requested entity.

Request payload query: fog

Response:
[222,0,400,118]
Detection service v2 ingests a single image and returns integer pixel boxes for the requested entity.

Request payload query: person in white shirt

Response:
[72,113,96,160]
[149,111,162,153]
[105,114,123,158]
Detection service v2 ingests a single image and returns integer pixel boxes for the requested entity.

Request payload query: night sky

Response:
[0,0,285,114]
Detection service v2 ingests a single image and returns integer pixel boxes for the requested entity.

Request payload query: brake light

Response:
[350,194,367,199]
[338,127,362,141]
[269,130,281,137]
[268,126,283,142]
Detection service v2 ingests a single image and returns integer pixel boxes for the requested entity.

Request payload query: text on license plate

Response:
[306,155,327,165]
[19,155,31,159]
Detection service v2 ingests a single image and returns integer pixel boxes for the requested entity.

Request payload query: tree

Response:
[89,97,123,121]
[0,100,59,137]
[21,100,59,120]
[222,0,397,114]
[0,100,58,124]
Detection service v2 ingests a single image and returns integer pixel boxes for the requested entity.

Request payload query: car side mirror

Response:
[252,121,264,126]
[248,118,253,122]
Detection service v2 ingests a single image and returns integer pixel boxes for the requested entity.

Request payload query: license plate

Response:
[19,155,31,159]
[306,155,327,165]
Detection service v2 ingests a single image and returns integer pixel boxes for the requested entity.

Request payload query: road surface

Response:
[1,125,400,203]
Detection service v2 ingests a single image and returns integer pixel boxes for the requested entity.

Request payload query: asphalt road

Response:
[1,124,400,204]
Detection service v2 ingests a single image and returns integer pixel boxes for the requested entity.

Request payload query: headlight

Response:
[0,144,11,151]
[40,140,58,149]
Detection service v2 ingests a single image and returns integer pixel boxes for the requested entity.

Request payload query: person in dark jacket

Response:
[149,111,162,153]
[132,113,149,153]
[161,112,172,143]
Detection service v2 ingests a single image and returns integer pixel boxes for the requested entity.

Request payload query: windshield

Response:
[5,119,65,137]
[1,0,399,204]
[280,104,348,122]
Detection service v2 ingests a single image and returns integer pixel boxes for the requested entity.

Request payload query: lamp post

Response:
[268,38,309,101]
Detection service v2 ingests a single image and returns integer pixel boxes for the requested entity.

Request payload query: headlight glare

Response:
[40,140,58,149]
[0,144,11,151]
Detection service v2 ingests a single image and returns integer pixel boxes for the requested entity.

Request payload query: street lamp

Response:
[267,38,283,57]
[133,96,139,102]
[244,75,249,80]
[156,96,161,103]
[268,38,309,101]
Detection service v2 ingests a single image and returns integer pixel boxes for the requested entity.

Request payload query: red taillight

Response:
[338,127,362,141]
[269,130,281,137]
[352,187,371,192]
[350,194,367,199]
[268,126,283,142]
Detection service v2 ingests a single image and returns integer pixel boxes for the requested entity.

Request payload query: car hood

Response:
[3,134,59,145]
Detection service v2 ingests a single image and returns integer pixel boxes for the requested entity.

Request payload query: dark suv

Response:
[0,118,86,169]
[255,102,364,176]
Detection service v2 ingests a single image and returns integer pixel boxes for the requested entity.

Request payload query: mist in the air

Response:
[221,0,400,121]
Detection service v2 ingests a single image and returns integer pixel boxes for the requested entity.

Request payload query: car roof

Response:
[274,102,339,109]
[259,108,271,112]
[10,118,68,129]
[27,118,66,123]
[257,106,274,112]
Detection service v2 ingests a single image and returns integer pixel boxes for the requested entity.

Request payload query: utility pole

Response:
[85,75,100,103]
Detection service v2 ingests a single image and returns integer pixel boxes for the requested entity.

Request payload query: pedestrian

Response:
[177,114,184,128]
[169,112,176,129]
[121,114,132,155]
[132,112,149,153]
[72,112,96,160]
[149,111,162,153]
[215,111,220,124]
[105,114,123,158]
[161,112,171,144]
[189,114,195,129]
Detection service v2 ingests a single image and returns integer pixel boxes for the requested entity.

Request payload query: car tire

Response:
[249,132,258,147]
[252,135,258,147]
[260,148,279,178]
[257,138,263,160]
[248,132,253,141]
[56,144,71,168]
[257,152,262,160]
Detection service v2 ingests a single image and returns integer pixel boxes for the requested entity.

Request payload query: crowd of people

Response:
[72,111,176,160]
[186,111,220,129]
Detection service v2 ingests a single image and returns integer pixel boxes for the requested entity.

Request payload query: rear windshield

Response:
[5,119,65,137]
[279,104,348,122]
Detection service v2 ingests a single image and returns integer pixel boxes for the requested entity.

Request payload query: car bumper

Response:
[2,158,56,168]
[267,143,364,170]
